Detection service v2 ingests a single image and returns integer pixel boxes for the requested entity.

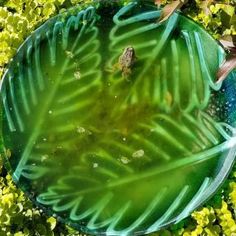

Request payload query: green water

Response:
[1,2,235,235]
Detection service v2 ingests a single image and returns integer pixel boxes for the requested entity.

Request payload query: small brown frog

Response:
[109,46,137,78]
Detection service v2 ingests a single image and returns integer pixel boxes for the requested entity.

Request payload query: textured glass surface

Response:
[1,1,236,235]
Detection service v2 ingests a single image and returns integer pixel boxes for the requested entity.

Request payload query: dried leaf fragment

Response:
[157,0,188,23]
[216,55,236,84]
[216,36,236,83]
[154,0,162,8]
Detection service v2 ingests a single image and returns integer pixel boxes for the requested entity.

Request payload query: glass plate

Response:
[1,1,236,235]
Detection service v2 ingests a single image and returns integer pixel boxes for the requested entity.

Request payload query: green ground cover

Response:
[0,0,235,235]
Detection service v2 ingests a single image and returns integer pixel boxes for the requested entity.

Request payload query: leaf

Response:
[154,0,162,8]
[108,2,222,111]
[216,36,236,83]
[37,111,235,234]
[199,0,214,16]
[157,0,187,24]
[1,6,102,181]
[1,2,236,236]
[216,55,236,84]
[220,35,236,50]
[47,217,57,230]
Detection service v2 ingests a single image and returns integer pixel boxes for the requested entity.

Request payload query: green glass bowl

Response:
[1,1,236,235]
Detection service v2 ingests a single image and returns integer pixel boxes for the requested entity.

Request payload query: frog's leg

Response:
[122,67,132,78]
[105,63,120,73]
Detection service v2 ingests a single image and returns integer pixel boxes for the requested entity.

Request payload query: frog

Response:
[108,46,137,78]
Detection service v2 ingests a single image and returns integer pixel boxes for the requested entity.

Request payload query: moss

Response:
[0,0,235,235]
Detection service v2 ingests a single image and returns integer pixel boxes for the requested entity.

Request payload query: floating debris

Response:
[65,50,74,59]
[41,155,49,162]
[93,163,98,168]
[5,149,11,158]
[74,71,81,80]
[82,20,88,25]
[120,156,131,164]
[165,91,173,106]
[87,130,92,135]
[77,126,86,134]
[132,149,145,158]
